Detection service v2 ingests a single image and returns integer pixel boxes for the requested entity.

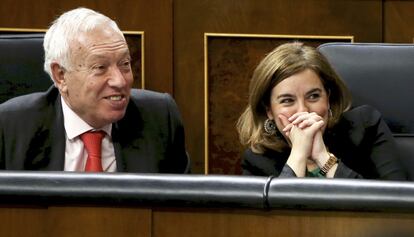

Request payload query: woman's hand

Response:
[311,130,330,167]
[285,112,330,164]
[278,112,325,177]
[281,112,325,148]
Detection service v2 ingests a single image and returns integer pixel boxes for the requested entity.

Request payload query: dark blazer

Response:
[242,105,408,180]
[0,86,189,173]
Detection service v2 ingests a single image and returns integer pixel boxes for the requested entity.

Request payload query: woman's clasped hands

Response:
[278,112,333,177]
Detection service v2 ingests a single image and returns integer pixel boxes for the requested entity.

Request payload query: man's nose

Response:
[108,66,126,88]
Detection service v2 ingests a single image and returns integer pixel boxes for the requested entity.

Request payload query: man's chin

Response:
[96,111,127,126]
[109,111,127,123]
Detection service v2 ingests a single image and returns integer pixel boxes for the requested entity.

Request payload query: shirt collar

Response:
[61,97,112,140]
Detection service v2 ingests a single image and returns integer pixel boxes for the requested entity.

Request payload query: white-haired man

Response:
[0,8,189,173]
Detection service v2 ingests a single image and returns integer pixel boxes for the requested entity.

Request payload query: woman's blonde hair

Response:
[237,42,351,153]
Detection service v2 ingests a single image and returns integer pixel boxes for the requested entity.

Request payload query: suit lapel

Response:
[112,122,126,172]
[112,100,150,172]
[23,87,65,170]
[48,95,66,170]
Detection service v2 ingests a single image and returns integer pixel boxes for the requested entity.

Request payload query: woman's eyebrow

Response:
[276,93,294,99]
[306,88,322,95]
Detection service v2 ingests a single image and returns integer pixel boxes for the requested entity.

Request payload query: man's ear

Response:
[50,62,67,93]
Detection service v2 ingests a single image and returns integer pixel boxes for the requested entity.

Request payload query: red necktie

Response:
[80,131,106,172]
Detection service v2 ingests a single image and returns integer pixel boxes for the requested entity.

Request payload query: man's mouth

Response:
[105,95,124,101]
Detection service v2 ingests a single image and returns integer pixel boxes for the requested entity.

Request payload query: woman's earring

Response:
[329,108,333,117]
[264,119,277,135]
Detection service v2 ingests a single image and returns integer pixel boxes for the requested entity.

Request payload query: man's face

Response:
[57,28,133,128]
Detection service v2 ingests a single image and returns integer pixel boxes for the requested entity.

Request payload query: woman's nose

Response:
[297,101,309,112]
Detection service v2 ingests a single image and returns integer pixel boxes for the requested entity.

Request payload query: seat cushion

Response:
[318,43,414,134]
[0,34,52,103]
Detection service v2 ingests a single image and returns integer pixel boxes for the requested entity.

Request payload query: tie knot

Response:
[80,131,106,152]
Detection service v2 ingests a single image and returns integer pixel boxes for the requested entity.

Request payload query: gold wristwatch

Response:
[319,152,338,176]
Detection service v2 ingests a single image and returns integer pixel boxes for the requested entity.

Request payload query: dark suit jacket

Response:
[242,105,408,180]
[0,86,189,173]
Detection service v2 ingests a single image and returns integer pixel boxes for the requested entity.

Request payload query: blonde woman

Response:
[237,42,406,180]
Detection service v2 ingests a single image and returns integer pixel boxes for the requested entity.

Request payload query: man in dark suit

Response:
[0,7,189,173]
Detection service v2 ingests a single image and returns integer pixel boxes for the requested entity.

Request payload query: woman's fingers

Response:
[291,120,324,142]
[288,112,309,122]
[278,114,290,127]
[289,112,323,128]
[308,120,325,133]
[281,112,324,132]
[289,112,319,124]
[282,123,293,132]
[297,117,322,128]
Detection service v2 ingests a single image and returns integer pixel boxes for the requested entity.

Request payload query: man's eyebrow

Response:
[87,54,108,61]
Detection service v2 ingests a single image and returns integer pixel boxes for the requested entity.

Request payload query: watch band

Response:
[319,152,338,176]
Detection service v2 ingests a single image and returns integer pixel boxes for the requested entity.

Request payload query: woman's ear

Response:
[266,106,274,120]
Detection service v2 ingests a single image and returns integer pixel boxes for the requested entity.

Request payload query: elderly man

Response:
[0,7,189,173]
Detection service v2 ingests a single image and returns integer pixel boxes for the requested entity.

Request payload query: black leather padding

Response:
[0,171,268,208]
[318,43,414,179]
[318,43,414,134]
[1,171,414,212]
[0,34,52,104]
[267,178,414,211]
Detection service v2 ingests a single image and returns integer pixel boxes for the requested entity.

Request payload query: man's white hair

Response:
[43,7,125,78]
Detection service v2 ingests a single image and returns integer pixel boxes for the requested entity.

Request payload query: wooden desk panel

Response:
[0,206,152,237]
[0,206,47,237]
[48,206,151,237]
[152,208,414,237]
[1,206,414,236]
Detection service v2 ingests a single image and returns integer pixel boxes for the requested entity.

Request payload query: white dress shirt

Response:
[61,97,117,172]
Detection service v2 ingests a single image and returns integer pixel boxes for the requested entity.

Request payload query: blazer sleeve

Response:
[333,105,408,180]
[163,93,190,173]
[241,148,294,177]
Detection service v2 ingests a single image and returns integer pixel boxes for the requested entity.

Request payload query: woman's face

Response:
[266,69,330,133]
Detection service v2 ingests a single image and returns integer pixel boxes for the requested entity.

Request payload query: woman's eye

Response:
[280,98,293,104]
[308,93,320,100]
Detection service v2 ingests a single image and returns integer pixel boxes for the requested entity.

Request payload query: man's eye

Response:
[120,60,131,67]
[93,65,106,71]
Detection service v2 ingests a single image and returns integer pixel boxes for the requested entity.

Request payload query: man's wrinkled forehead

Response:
[68,28,128,58]
[74,27,125,47]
